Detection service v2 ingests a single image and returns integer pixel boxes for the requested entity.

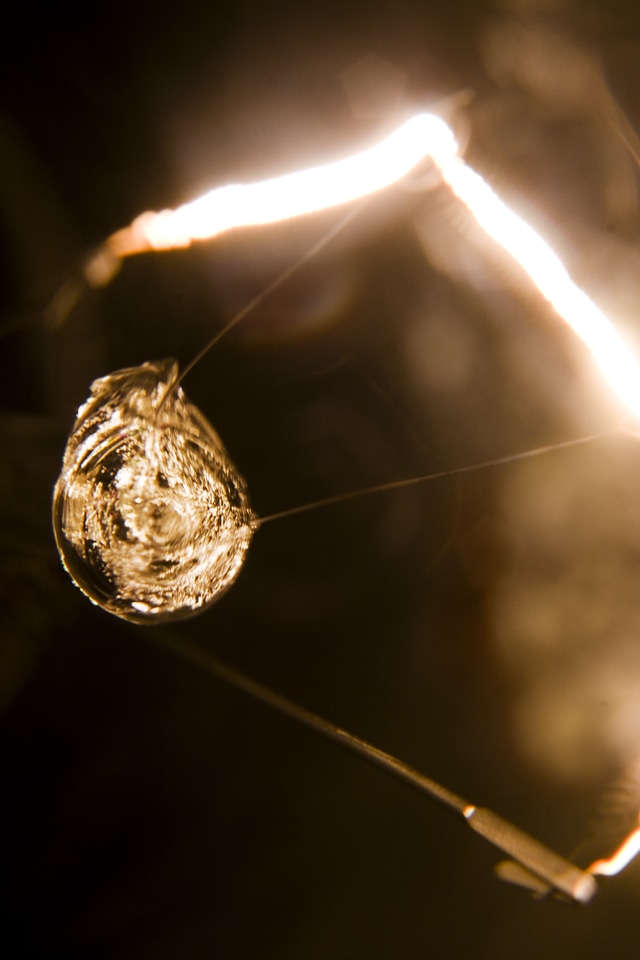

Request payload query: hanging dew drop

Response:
[52,358,256,624]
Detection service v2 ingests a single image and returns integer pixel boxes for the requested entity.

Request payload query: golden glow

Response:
[437,155,640,419]
[108,114,456,256]
[588,814,640,877]
[102,111,640,419]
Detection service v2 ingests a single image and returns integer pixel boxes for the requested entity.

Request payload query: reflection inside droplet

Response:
[52,358,256,623]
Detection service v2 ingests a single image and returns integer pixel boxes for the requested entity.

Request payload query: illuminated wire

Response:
[105,114,455,256]
[436,154,640,419]
[85,111,640,419]
[588,816,640,877]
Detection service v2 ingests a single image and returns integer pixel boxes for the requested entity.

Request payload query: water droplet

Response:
[53,358,256,623]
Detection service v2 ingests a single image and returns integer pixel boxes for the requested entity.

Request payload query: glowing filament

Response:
[102,111,640,419]
[588,815,640,877]
[108,114,456,255]
[436,154,640,419]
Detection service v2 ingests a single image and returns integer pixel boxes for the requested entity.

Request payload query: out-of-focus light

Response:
[96,112,640,419]
[437,156,640,420]
[107,114,456,255]
[588,813,640,877]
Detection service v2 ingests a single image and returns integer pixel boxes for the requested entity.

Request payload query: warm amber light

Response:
[588,814,640,877]
[102,112,640,419]
[107,114,455,255]
[438,156,640,419]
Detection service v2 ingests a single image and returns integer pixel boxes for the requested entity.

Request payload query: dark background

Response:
[3,0,640,957]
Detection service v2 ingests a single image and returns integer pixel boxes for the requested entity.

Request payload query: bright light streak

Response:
[437,154,640,419]
[107,114,456,256]
[588,814,640,877]
[100,111,640,419]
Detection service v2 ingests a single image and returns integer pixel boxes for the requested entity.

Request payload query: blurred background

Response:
[2,0,640,956]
